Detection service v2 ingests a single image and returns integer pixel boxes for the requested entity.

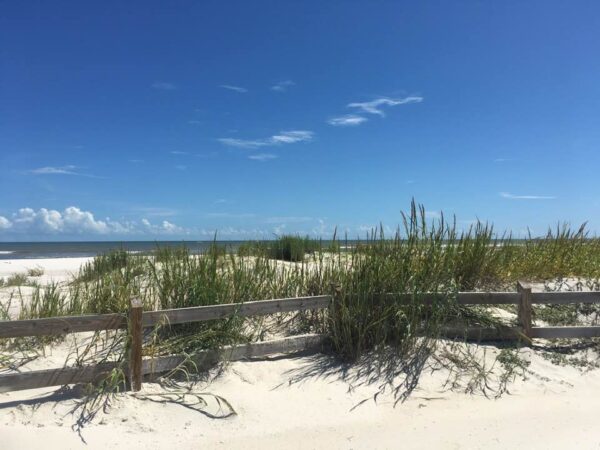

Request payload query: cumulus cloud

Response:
[152,82,177,90]
[218,130,313,149]
[220,84,248,93]
[141,218,184,234]
[0,207,187,237]
[0,216,11,230]
[271,80,295,92]
[500,192,556,200]
[327,115,368,127]
[347,96,423,116]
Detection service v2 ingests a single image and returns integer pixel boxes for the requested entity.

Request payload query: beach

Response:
[1,257,600,449]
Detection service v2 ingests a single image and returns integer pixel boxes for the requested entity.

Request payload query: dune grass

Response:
[2,201,600,405]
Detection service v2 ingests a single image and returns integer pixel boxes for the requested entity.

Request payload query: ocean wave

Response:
[0,251,15,255]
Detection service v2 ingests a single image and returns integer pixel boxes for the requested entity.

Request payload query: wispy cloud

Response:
[218,130,314,149]
[271,80,295,92]
[29,165,79,175]
[174,165,187,171]
[348,96,423,116]
[248,153,278,161]
[327,114,368,127]
[264,216,313,224]
[28,165,100,178]
[170,151,189,155]
[500,192,556,200]
[494,158,513,163]
[152,82,177,90]
[205,212,256,219]
[131,207,178,218]
[220,84,248,93]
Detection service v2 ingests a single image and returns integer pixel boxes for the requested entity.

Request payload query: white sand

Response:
[2,258,600,449]
[0,257,93,285]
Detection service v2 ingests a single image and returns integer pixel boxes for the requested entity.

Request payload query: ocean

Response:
[0,241,247,260]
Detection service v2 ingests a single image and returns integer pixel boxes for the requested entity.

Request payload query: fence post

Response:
[517,281,533,343]
[128,298,143,392]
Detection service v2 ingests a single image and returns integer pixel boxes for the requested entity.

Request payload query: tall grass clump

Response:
[325,203,503,361]
[238,235,321,262]
[76,249,145,283]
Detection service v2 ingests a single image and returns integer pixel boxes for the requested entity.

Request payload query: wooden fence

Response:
[1,283,600,394]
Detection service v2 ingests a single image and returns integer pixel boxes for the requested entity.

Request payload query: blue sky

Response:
[1,1,600,241]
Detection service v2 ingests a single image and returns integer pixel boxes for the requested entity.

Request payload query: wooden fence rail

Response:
[0,295,332,339]
[2,285,600,393]
[0,334,325,393]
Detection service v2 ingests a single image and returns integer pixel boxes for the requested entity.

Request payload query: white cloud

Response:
[270,130,312,144]
[248,153,278,161]
[141,218,184,235]
[219,130,313,149]
[9,207,113,234]
[29,165,78,175]
[347,96,423,116]
[327,115,368,127]
[218,138,265,149]
[170,151,189,155]
[28,165,100,178]
[0,206,188,237]
[174,165,187,170]
[271,80,295,92]
[220,84,248,93]
[152,82,177,90]
[500,192,556,200]
[0,216,11,230]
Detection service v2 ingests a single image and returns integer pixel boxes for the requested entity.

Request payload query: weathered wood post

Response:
[517,281,533,344]
[128,298,143,391]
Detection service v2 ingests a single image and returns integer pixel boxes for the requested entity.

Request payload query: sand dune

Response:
[1,258,600,449]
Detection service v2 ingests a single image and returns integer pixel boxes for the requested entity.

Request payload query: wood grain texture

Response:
[440,326,522,341]
[517,281,533,340]
[0,334,325,393]
[141,296,332,328]
[0,362,120,393]
[531,326,600,339]
[0,296,331,338]
[531,291,600,304]
[143,334,326,376]
[0,314,126,338]
[128,298,143,392]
